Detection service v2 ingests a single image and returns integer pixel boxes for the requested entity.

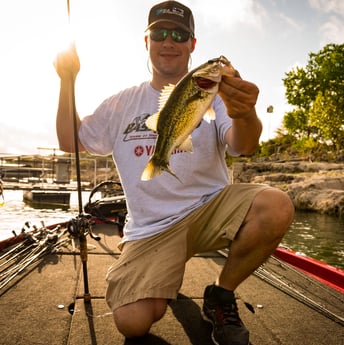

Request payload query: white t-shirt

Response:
[79,81,235,242]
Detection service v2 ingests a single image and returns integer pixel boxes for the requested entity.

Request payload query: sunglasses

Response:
[149,28,192,43]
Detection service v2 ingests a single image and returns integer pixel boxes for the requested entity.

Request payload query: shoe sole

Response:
[201,310,220,345]
[201,310,249,345]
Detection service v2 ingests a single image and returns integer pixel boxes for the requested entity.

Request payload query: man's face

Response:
[145,22,196,81]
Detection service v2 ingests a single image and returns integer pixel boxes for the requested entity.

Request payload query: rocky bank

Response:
[231,161,344,217]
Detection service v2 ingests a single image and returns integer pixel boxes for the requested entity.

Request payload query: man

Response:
[54,2,294,344]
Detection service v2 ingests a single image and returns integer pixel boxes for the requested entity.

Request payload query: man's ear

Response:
[190,38,197,53]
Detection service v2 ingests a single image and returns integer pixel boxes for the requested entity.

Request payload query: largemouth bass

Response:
[141,55,235,181]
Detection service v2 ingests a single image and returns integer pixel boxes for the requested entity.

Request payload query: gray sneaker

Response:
[202,285,249,345]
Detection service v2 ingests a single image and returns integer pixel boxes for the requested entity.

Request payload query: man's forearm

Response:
[56,79,84,153]
[227,108,262,155]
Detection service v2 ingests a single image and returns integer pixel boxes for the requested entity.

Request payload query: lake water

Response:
[1,190,343,269]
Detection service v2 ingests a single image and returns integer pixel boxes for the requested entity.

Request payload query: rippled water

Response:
[283,210,344,268]
[0,190,89,238]
[1,190,343,268]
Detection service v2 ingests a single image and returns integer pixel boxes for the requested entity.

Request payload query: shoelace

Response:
[215,302,243,326]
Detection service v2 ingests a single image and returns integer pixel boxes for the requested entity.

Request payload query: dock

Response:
[0,224,343,345]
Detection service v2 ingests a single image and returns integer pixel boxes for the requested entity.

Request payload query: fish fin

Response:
[145,83,176,132]
[145,112,159,132]
[203,107,216,123]
[178,136,193,153]
[158,84,175,110]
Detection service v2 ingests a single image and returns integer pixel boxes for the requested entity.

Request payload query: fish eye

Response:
[207,58,219,64]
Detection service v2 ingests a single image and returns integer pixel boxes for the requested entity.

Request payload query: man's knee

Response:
[268,188,294,225]
[251,188,295,237]
[113,298,168,338]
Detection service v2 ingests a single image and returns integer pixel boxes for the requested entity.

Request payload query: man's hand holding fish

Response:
[218,70,263,155]
[219,71,259,119]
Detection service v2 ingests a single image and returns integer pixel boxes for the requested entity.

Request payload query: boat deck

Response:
[0,224,343,345]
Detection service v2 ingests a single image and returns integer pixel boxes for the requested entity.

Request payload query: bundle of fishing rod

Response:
[0,221,70,296]
[0,180,127,298]
[218,249,344,326]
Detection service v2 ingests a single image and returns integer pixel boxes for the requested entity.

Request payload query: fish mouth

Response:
[195,77,218,90]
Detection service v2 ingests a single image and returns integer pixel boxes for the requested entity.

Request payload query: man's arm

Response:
[219,72,262,155]
[54,43,85,153]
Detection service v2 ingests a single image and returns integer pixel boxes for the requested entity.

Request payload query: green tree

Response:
[282,43,344,148]
[309,91,344,150]
[283,108,311,139]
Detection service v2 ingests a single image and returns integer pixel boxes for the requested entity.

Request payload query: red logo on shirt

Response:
[134,146,144,157]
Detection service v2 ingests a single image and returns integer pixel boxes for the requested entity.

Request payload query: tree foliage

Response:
[309,91,344,149]
[282,43,344,151]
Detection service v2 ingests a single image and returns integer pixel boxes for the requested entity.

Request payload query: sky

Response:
[0,0,343,155]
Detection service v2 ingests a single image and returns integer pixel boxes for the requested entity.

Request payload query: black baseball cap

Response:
[146,1,195,36]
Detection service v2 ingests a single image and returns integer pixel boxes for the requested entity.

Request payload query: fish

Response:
[141,55,235,181]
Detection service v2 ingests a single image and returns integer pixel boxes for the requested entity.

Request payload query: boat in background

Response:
[23,187,71,208]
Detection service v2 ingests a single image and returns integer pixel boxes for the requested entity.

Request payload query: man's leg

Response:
[219,188,294,289]
[106,217,190,339]
[203,188,294,345]
[113,298,168,338]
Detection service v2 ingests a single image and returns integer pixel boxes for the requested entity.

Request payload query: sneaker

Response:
[202,284,249,345]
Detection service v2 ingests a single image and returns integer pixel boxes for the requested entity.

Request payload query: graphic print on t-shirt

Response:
[123,113,189,159]
[123,113,156,142]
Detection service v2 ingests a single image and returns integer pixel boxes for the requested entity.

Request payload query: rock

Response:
[231,161,344,217]
[296,189,344,216]
[287,178,344,216]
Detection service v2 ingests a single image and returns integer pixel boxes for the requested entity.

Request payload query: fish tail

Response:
[141,158,163,181]
[141,158,181,182]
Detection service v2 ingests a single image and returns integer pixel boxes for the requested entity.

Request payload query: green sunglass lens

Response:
[150,29,190,42]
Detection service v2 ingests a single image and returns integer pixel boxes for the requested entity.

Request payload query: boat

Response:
[274,245,344,294]
[0,181,343,345]
[21,180,75,208]
[23,189,71,208]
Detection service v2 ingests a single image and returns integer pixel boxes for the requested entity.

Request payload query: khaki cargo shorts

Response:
[106,183,269,311]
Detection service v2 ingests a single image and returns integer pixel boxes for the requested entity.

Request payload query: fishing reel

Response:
[67,215,101,241]
[67,214,98,303]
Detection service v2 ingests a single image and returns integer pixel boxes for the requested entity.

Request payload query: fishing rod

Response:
[65,0,100,303]
[254,265,344,326]
[66,0,82,216]
[0,225,69,294]
[0,240,31,263]
[217,249,344,326]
